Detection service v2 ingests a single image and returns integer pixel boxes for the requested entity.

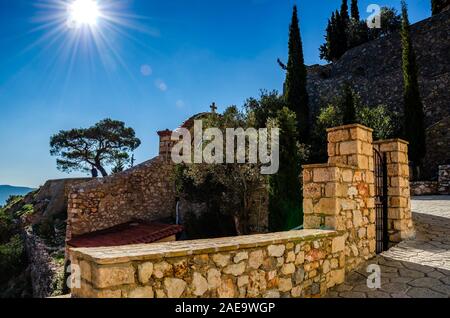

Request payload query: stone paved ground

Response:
[327,196,450,298]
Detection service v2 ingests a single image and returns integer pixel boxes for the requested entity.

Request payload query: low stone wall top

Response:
[70,230,346,298]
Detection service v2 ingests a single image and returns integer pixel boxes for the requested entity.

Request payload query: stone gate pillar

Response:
[373,139,415,243]
[303,124,376,272]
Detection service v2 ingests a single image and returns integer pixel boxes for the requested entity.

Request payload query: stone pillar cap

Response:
[373,138,410,145]
[157,129,173,137]
[326,123,374,133]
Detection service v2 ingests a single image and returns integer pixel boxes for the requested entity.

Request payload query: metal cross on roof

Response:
[210,102,217,113]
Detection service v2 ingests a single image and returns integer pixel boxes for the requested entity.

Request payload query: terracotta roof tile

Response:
[67,221,183,248]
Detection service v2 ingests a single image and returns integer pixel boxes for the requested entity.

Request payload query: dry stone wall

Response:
[70,230,346,298]
[307,10,450,179]
[66,157,176,240]
[438,165,450,194]
[410,181,439,196]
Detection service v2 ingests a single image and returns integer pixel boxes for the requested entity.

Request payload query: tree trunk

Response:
[233,215,242,236]
[96,164,108,177]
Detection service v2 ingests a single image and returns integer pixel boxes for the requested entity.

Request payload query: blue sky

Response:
[0,0,430,187]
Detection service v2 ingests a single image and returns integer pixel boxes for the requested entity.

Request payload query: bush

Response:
[0,209,13,244]
[0,235,26,284]
[311,86,398,161]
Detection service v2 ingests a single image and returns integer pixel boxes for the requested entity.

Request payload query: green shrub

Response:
[16,204,34,218]
[0,209,13,244]
[0,235,26,284]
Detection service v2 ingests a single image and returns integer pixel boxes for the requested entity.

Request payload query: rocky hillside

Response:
[307,9,450,179]
[0,178,90,298]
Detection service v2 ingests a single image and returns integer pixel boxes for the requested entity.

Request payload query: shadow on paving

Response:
[327,257,450,298]
[327,205,450,298]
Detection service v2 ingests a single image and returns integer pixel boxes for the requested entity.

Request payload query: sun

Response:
[67,0,101,28]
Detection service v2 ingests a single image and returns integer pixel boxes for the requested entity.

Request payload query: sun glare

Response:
[68,0,100,28]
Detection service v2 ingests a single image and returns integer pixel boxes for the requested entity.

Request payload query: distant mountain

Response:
[0,185,34,207]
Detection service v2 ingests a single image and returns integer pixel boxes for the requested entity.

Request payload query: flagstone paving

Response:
[327,196,450,298]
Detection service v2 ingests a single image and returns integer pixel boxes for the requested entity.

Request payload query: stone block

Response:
[138,262,154,284]
[303,199,314,215]
[329,269,345,286]
[313,168,331,183]
[79,260,92,282]
[313,198,338,215]
[328,129,349,143]
[217,278,236,298]
[223,262,246,276]
[281,263,296,275]
[207,268,221,290]
[303,216,322,229]
[303,183,322,199]
[332,236,345,253]
[92,264,135,289]
[233,252,248,263]
[153,261,173,279]
[267,245,286,257]
[192,272,208,296]
[342,169,353,182]
[128,286,154,298]
[361,142,373,156]
[340,140,359,155]
[212,254,231,267]
[278,278,293,292]
[164,278,187,298]
[248,250,264,269]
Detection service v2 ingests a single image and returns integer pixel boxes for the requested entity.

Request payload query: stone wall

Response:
[70,230,346,298]
[374,140,414,243]
[303,124,414,272]
[410,181,439,196]
[307,10,450,179]
[409,165,450,195]
[303,125,376,272]
[424,116,450,179]
[24,228,65,298]
[438,165,450,194]
[66,157,176,240]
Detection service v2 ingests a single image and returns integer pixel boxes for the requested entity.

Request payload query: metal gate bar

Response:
[374,149,388,254]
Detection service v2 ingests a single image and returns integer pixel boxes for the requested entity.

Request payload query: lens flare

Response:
[67,0,100,28]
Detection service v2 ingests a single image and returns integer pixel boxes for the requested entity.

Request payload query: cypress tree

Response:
[335,11,348,59]
[284,5,310,144]
[400,1,426,179]
[340,0,350,24]
[432,0,450,15]
[341,84,357,124]
[268,108,302,231]
[351,0,360,21]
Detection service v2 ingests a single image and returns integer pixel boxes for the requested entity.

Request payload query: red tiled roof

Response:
[67,221,183,248]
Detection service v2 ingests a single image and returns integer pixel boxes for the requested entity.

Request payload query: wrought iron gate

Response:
[374,149,388,254]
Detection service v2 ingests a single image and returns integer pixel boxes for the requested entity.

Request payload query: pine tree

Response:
[342,84,357,124]
[284,5,310,143]
[351,0,360,21]
[400,1,426,179]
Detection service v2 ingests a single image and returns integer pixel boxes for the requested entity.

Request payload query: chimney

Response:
[157,129,174,160]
